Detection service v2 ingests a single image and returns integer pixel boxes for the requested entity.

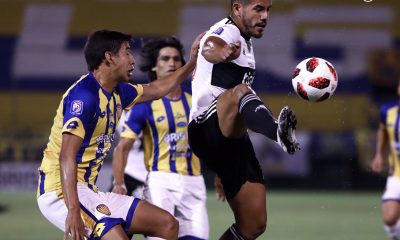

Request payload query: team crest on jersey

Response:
[96,204,111,216]
[70,100,83,116]
[116,104,122,120]
[212,27,224,35]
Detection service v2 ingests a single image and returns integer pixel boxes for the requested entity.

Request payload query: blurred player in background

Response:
[371,79,400,240]
[188,0,300,239]
[36,29,203,240]
[112,36,209,240]
[111,110,147,198]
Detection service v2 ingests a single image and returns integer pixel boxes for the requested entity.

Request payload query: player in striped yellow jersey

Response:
[112,37,209,240]
[36,29,204,240]
[371,80,400,240]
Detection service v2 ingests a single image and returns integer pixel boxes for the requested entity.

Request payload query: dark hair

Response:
[139,36,185,82]
[84,29,132,71]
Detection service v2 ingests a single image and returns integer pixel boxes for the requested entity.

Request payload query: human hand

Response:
[112,183,128,195]
[214,175,226,202]
[64,209,88,240]
[222,41,241,62]
[371,155,384,173]
[189,31,206,63]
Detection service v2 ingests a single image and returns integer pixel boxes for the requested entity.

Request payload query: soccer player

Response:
[188,0,300,239]
[112,36,209,240]
[371,79,400,239]
[36,29,203,240]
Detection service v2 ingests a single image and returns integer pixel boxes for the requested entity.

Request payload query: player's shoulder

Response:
[67,73,98,98]
[209,17,240,36]
[381,101,398,113]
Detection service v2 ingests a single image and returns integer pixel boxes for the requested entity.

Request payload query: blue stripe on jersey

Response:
[124,198,140,232]
[84,160,97,190]
[181,92,194,175]
[163,98,177,173]
[77,117,97,163]
[148,111,160,171]
[93,163,103,186]
[39,170,45,195]
[395,109,400,155]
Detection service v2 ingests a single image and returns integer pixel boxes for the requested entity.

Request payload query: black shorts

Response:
[188,102,264,201]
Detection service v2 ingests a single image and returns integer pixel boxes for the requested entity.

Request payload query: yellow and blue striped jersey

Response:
[121,87,201,176]
[37,73,143,197]
[381,102,400,178]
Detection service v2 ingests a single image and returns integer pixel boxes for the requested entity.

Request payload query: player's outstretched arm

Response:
[112,137,135,195]
[60,133,88,240]
[202,36,241,64]
[371,123,388,173]
[138,32,205,103]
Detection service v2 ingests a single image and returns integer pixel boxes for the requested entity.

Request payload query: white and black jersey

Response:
[190,17,256,121]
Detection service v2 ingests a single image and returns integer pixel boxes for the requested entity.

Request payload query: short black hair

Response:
[84,29,132,71]
[139,36,185,82]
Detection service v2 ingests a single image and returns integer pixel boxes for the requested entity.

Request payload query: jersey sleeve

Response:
[120,103,149,140]
[118,83,144,110]
[209,23,241,45]
[61,88,97,139]
[380,103,396,125]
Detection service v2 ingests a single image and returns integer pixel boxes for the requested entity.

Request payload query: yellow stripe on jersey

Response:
[384,104,400,178]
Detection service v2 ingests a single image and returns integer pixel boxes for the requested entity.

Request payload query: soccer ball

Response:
[291,57,338,102]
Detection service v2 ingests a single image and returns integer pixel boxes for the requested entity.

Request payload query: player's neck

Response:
[92,69,117,93]
[229,14,250,40]
[166,87,181,100]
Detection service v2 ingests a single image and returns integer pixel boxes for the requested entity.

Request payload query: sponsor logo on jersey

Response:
[177,121,187,128]
[163,132,186,142]
[212,27,224,35]
[96,204,111,216]
[67,121,79,129]
[70,100,83,116]
[157,116,165,122]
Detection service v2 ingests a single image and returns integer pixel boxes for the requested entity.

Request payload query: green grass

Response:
[0,191,385,240]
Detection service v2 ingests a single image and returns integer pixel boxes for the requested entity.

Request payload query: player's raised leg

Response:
[217,83,299,153]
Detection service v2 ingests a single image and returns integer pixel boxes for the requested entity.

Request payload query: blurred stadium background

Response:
[0,0,399,239]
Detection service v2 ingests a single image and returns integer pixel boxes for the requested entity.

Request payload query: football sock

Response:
[384,221,400,240]
[238,92,278,141]
[219,224,245,240]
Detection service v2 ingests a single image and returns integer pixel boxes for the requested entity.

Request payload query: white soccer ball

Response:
[291,57,338,102]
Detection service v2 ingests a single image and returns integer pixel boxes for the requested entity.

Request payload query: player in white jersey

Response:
[188,1,300,239]
[371,80,400,240]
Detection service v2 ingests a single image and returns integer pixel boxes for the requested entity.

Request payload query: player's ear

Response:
[232,2,242,18]
[104,51,113,65]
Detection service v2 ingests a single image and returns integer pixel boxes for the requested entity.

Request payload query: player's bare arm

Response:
[371,123,388,173]
[138,32,204,102]
[112,137,136,195]
[60,133,88,240]
[202,36,241,64]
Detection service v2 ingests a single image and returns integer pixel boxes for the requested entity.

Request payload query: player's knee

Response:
[241,214,267,239]
[232,84,252,99]
[383,213,399,226]
[160,214,179,238]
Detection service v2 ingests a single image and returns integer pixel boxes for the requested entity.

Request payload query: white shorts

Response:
[382,176,400,202]
[37,183,140,239]
[144,171,209,240]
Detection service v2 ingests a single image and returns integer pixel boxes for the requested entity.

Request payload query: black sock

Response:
[239,92,277,141]
[219,224,245,240]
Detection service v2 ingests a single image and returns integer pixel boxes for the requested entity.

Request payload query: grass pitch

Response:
[0,191,385,240]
